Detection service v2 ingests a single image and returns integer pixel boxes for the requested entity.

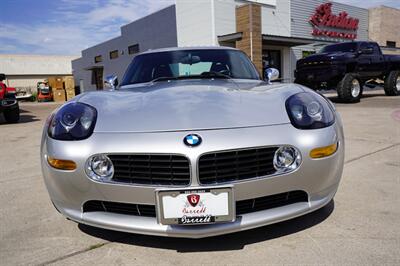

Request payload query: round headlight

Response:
[286,92,335,129]
[48,102,97,140]
[86,154,114,181]
[273,146,301,172]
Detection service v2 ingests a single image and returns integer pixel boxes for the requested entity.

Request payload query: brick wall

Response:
[369,6,400,53]
[236,4,263,76]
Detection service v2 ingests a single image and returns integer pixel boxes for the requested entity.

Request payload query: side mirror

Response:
[264,68,279,84]
[359,47,373,55]
[104,75,118,90]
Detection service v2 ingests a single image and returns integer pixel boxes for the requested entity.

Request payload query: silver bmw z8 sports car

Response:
[41,47,344,238]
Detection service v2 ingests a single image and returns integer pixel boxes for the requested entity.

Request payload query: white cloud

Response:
[0,0,175,55]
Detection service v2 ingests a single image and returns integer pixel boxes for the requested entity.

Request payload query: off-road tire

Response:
[384,70,400,96]
[337,73,363,103]
[4,104,20,123]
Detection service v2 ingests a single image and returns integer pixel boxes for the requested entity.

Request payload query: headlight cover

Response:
[48,102,97,140]
[86,154,114,181]
[273,146,301,173]
[285,92,335,129]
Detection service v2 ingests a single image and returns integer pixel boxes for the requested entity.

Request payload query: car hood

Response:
[77,79,304,133]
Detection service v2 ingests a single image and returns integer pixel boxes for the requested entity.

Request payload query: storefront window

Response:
[263,50,281,78]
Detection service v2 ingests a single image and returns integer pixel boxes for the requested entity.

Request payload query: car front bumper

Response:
[41,121,344,238]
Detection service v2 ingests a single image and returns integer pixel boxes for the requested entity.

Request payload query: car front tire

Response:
[337,73,363,103]
[384,70,400,96]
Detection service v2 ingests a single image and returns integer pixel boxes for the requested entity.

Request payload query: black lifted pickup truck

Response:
[295,41,400,102]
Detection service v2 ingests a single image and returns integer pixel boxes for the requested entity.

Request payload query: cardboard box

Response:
[53,88,66,102]
[48,77,63,89]
[64,77,75,90]
[66,88,75,101]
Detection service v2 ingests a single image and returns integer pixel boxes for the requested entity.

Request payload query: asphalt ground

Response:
[0,89,399,265]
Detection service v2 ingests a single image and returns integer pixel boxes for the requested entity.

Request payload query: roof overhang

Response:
[84,66,104,71]
[262,35,333,46]
[218,32,337,47]
[217,32,243,43]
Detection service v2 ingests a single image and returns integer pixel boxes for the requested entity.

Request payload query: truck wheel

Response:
[337,73,363,103]
[4,104,20,123]
[384,70,400,96]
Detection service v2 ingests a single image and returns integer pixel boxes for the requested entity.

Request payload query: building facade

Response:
[369,5,400,55]
[72,0,397,92]
[72,5,178,92]
[0,54,77,92]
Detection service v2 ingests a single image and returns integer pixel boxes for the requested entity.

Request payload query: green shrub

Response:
[31,92,37,102]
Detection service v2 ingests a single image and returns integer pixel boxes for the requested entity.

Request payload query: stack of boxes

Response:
[48,77,65,102]
[64,77,75,101]
[48,76,75,102]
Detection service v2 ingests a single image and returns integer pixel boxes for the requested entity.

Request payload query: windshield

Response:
[121,49,260,85]
[320,42,358,53]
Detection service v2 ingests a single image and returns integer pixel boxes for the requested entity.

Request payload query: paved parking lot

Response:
[0,90,399,265]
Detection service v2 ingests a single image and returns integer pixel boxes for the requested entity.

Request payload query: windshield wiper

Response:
[150,76,179,83]
[200,71,232,79]
[150,72,231,83]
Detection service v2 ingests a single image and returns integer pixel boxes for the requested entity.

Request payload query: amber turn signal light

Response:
[310,143,338,159]
[47,156,77,170]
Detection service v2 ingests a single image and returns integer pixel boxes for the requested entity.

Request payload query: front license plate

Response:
[156,187,234,225]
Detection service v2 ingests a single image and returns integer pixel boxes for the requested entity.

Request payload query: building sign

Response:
[309,3,359,40]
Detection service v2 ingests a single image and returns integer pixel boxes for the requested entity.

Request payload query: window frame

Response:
[386,41,396,48]
[128,44,140,55]
[94,55,102,63]
[109,50,119,60]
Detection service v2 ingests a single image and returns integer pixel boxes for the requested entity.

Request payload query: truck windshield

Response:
[121,49,260,85]
[320,43,358,53]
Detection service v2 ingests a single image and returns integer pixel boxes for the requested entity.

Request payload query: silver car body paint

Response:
[41,48,344,238]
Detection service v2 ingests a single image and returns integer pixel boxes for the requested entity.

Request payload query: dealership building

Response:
[72,0,400,92]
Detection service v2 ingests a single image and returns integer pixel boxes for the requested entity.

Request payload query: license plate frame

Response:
[156,187,235,225]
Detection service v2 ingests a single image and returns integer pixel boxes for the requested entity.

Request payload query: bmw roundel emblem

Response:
[184,134,202,147]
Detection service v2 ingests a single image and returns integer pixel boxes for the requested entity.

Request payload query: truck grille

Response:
[82,191,308,218]
[198,147,278,184]
[108,154,190,186]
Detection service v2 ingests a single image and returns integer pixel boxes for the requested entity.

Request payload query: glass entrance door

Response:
[262,50,282,79]
[92,68,104,90]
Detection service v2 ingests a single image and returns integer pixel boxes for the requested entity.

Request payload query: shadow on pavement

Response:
[78,200,334,252]
[327,92,386,104]
[0,108,40,124]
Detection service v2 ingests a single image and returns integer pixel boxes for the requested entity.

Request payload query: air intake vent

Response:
[198,147,278,184]
[108,154,190,186]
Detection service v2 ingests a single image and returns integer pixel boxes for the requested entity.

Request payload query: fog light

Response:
[47,156,76,170]
[310,143,338,158]
[273,146,301,172]
[86,154,114,181]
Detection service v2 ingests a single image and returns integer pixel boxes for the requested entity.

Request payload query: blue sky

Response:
[0,0,399,56]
